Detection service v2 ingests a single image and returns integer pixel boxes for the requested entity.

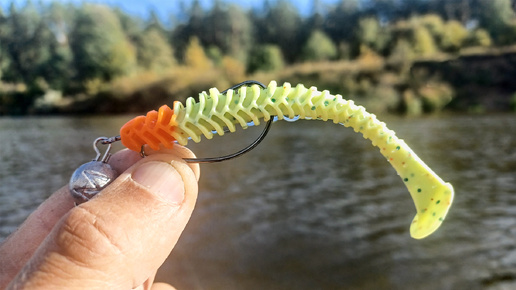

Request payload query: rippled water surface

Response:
[1,114,516,289]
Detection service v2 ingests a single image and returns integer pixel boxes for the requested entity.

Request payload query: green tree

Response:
[206,45,223,66]
[0,6,9,80]
[476,0,516,44]
[478,0,515,33]
[114,8,144,41]
[356,17,389,54]
[2,1,53,86]
[301,30,337,61]
[388,39,414,72]
[419,14,445,39]
[70,4,136,82]
[358,17,380,47]
[254,0,303,62]
[135,28,175,72]
[324,0,359,47]
[465,28,492,47]
[39,2,74,90]
[171,0,204,61]
[413,26,437,56]
[247,44,284,73]
[202,2,252,62]
[440,20,468,52]
[146,10,167,36]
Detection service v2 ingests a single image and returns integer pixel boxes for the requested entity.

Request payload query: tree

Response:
[301,30,338,61]
[356,17,389,54]
[247,44,284,73]
[2,1,53,86]
[419,14,445,39]
[0,6,9,80]
[413,26,437,56]
[307,0,325,30]
[324,0,359,46]
[440,20,468,52]
[184,36,212,69]
[114,8,144,41]
[476,0,516,44]
[202,3,252,62]
[146,10,167,36]
[135,28,175,72]
[171,0,204,61]
[253,0,303,62]
[465,28,492,47]
[388,39,414,72]
[39,2,74,90]
[70,4,136,82]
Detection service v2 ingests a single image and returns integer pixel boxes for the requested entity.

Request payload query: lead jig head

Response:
[69,137,119,205]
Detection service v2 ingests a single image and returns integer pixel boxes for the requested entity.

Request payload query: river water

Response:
[1,114,516,289]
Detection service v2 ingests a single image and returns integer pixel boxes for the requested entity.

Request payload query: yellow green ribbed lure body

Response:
[120,81,454,239]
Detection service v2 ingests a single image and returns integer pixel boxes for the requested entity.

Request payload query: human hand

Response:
[0,146,200,290]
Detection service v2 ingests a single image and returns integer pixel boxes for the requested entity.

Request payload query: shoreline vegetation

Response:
[1,0,516,116]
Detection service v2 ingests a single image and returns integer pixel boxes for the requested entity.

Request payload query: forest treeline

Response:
[1,0,516,115]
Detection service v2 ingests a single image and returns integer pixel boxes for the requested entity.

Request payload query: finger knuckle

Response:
[55,206,127,265]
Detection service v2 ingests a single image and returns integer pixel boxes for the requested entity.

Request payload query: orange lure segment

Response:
[120,104,178,151]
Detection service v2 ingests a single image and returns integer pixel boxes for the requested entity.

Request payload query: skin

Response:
[0,145,200,290]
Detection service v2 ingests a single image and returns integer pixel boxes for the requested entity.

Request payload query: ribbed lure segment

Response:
[120,105,177,151]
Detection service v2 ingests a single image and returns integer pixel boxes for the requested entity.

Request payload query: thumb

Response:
[9,153,199,290]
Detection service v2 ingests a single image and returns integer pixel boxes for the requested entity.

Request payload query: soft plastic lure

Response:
[119,81,454,239]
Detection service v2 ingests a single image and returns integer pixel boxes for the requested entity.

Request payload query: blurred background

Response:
[1,0,516,289]
[1,0,516,115]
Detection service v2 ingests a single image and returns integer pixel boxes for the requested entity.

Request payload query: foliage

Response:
[184,36,212,69]
[206,45,223,66]
[388,39,414,72]
[412,26,437,56]
[356,17,389,53]
[135,28,175,73]
[253,0,303,62]
[70,4,136,82]
[511,93,516,111]
[247,44,284,73]
[1,0,516,115]
[419,14,445,38]
[221,55,246,83]
[301,30,338,61]
[173,1,252,63]
[357,45,384,69]
[324,0,359,46]
[2,2,53,86]
[440,20,468,52]
[465,29,492,47]
[203,3,252,62]
[476,0,516,44]
[418,82,455,112]
[403,89,423,115]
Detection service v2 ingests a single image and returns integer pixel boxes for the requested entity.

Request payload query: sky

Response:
[4,0,343,21]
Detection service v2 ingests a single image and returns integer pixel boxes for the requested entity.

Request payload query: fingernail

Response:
[132,161,185,205]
